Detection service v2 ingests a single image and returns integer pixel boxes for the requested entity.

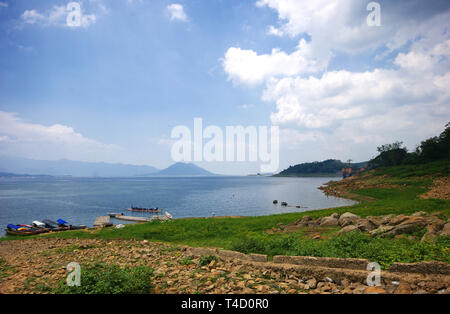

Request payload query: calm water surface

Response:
[0,176,356,235]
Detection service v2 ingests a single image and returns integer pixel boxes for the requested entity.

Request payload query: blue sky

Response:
[0,0,449,174]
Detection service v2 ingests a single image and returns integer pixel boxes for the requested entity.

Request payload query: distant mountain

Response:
[154,162,215,176]
[0,172,53,178]
[275,159,368,177]
[0,156,159,177]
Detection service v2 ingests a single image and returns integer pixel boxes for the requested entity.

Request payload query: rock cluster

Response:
[0,238,448,294]
[273,211,449,241]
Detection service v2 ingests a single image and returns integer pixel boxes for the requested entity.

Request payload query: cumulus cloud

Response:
[256,0,450,55]
[222,0,450,164]
[167,4,188,22]
[223,39,330,85]
[267,38,450,130]
[21,10,46,25]
[0,112,121,162]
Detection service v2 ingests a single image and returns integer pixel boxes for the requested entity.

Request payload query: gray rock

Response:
[320,216,339,227]
[338,212,360,227]
[440,222,450,236]
[338,225,360,234]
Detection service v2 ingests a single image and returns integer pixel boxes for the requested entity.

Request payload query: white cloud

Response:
[167,4,188,22]
[20,2,103,28]
[0,112,121,162]
[0,2,8,8]
[256,0,450,55]
[238,104,256,110]
[222,0,450,165]
[223,39,329,85]
[265,38,450,152]
[21,10,46,25]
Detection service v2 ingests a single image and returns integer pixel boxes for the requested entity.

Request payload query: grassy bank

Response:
[2,161,450,268]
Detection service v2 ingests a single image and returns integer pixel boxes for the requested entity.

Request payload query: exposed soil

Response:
[1,238,448,294]
[420,175,450,201]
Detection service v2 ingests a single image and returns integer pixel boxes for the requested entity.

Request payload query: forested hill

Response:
[275,159,367,177]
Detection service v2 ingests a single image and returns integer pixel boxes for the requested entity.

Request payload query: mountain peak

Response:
[156,162,214,176]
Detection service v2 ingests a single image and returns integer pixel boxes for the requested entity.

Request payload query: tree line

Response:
[369,123,450,168]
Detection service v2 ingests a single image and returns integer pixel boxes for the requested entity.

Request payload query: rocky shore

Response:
[0,238,449,294]
[271,211,450,242]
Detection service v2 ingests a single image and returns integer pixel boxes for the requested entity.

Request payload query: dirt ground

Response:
[420,175,450,200]
[1,238,448,294]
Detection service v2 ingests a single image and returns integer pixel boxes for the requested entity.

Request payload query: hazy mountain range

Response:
[0,156,214,177]
[150,162,214,177]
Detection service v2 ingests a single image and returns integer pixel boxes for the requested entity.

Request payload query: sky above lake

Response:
[0,0,449,175]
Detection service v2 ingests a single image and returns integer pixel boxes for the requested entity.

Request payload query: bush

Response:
[231,233,450,269]
[54,263,154,294]
[199,255,218,266]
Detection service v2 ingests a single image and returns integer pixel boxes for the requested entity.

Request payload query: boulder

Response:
[380,214,395,225]
[388,215,409,226]
[366,216,383,227]
[356,219,377,232]
[338,212,360,227]
[383,217,427,237]
[421,232,437,242]
[440,222,450,236]
[296,216,312,226]
[320,216,339,227]
[338,225,360,235]
[370,225,395,237]
[411,211,427,217]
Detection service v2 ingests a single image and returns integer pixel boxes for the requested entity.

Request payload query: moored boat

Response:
[5,218,87,236]
[6,224,49,236]
[127,207,161,213]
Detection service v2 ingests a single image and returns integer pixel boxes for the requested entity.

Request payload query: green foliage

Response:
[377,141,406,153]
[199,255,218,266]
[0,257,15,280]
[370,147,408,168]
[179,257,194,265]
[415,123,450,162]
[276,159,367,177]
[372,159,450,178]
[231,233,450,269]
[52,263,154,294]
[370,123,450,168]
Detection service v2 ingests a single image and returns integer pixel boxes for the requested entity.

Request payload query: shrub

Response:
[54,263,154,294]
[199,255,217,266]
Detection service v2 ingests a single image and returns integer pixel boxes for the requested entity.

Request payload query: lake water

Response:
[0,176,356,235]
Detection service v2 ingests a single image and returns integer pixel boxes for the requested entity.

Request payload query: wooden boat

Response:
[127,207,161,213]
[56,219,87,230]
[42,219,70,231]
[5,218,87,236]
[6,224,49,236]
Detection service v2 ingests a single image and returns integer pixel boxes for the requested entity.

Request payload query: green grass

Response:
[33,263,154,294]
[0,257,15,280]
[372,158,450,178]
[2,161,450,268]
[230,232,450,269]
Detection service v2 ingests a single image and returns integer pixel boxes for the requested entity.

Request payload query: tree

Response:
[370,142,408,168]
[377,141,405,153]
